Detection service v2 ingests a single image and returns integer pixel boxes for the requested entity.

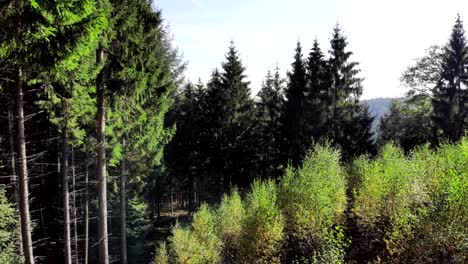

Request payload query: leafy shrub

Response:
[170,204,221,264]
[352,140,468,262]
[154,242,169,264]
[216,190,245,262]
[279,145,347,261]
[241,180,284,264]
[400,139,468,263]
[352,144,420,260]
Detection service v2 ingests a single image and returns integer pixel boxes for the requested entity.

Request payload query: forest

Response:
[0,1,466,264]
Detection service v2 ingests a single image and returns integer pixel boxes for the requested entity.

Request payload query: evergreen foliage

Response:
[378,96,433,152]
[0,187,22,264]
[282,42,309,167]
[433,14,468,143]
[255,69,285,179]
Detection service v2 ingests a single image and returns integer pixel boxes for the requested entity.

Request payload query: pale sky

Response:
[155,0,468,99]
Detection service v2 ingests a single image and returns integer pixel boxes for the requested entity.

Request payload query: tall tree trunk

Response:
[84,160,89,264]
[15,67,35,264]
[120,139,127,264]
[96,45,109,264]
[62,130,72,264]
[71,147,79,264]
[8,101,23,255]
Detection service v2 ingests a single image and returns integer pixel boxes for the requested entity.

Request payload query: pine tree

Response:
[327,25,373,160]
[0,2,109,263]
[282,41,308,167]
[202,43,256,190]
[255,68,285,179]
[305,39,329,144]
[433,14,468,143]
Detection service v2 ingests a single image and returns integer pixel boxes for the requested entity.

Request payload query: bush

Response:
[154,242,169,264]
[352,144,419,260]
[400,139,468,263]
[279,145,347,262]
[216,190,245,262]
[164,139,468,263]
[170,204,221,264]
[241,180,284,264]
[352,140,468,262]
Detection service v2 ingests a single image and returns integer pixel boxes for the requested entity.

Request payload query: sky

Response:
[154,0,468,99]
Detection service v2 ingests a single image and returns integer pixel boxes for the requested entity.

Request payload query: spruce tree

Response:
[0,2,109,263]
[305,39,329,144]
[282,41,308,167]
[327,25,374,160]
[255,68,285,179]
[102,1,183,262]
[433,14,468,143]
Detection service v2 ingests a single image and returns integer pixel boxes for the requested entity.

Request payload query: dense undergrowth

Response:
[154,139,467,263]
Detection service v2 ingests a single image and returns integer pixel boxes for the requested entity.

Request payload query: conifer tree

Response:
[204,43,256,190]
[305,39,329,144]
[255,68,285,179]
[100,1,183,262]
[282,41,308,167]
[433,14,468,143]
[0,2,109,263]
[327,25,374,160]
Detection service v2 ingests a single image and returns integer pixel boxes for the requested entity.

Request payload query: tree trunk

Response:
[96,45,109,264]
[120,139,127,264]
[15,67,35,264]
[62,130,72,264]
[8,101,23,255]
[84,160,89,264]
[71,147,79,264]
[170,186,174,215]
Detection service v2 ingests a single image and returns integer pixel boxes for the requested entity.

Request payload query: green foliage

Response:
[402,139,468,262]
[352,139,468,262]
[216,190,245,261]
[154,242,169,264]
[378,95,433,152]
[279,144,347,260]
[282,41,309,167]
[432,14,468,143]
[170,204,221,264]
[165,140,467,263]
[241,180,284,264]
[353,144,418,257]
[0,187,22,264]
[255,69,285,180]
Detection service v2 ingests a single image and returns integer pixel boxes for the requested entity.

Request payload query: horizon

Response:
[155,0,468,99]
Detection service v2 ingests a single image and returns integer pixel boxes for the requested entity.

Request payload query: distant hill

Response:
[362,97,396,137]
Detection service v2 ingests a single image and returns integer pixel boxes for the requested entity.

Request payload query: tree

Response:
[202,43,255,191]
[219,42,256,188]
[433,14,468,143]
[378,96,433,152]
[282,41,308,167]
[255,68,285,179]
[0,2,109,263]
[400,45,444,96]
[305,39,330,144]
[102,1,183,262]
[327,25,373,160]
